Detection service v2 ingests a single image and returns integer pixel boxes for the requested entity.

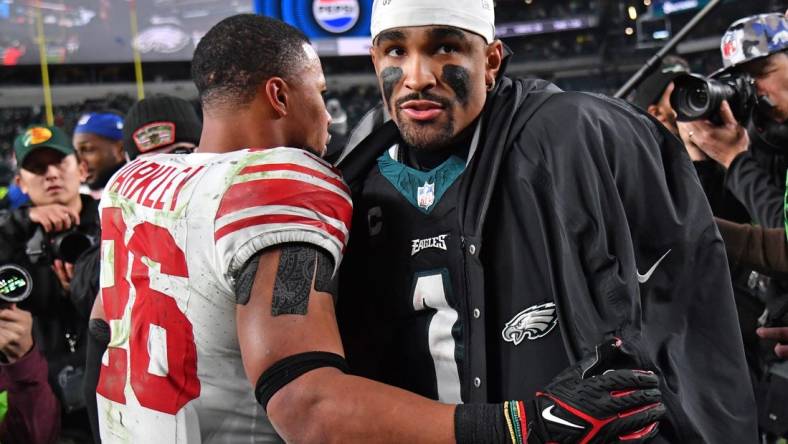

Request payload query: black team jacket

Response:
[337,73,757,443]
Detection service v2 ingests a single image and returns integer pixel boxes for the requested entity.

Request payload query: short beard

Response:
[396,115,455,151]
[393,91,456,151]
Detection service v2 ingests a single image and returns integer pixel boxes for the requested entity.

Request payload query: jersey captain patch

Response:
[502,302,558,345]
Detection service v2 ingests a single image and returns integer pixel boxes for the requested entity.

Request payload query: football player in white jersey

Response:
[86,15,350,443]
[89,10,665,444]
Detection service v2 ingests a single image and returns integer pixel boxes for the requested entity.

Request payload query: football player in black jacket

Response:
[333,1,756,443]
[248,2,757,444]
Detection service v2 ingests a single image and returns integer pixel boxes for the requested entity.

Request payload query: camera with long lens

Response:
[26,226,96,265]
[0,264,32,303]
[670,73,757,125]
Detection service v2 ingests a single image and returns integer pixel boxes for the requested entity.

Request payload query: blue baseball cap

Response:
[74,113,124,141]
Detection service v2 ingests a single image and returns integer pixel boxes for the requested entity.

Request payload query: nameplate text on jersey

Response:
[109,160,204,211]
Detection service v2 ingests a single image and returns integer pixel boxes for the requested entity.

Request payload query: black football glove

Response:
[525,338,665,444]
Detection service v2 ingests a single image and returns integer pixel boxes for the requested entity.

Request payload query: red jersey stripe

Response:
[216,178,352,226]
[214,213,347,247]
[239,163,350,195]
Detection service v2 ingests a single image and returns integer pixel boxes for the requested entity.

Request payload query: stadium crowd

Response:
[0,1,787,444]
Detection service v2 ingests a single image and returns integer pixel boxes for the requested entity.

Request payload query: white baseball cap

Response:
[371,0,496,44]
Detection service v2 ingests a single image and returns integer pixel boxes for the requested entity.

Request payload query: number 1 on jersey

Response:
[412,270,462,403]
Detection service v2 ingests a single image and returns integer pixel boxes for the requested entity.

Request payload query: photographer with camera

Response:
[677,13,788,229]
[675,13,788,441]
[632,56,752,222]
[0,125,100,442]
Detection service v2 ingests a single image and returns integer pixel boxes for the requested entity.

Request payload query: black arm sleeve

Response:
[724,151,785,228]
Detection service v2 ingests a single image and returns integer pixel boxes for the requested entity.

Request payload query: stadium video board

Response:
[1,0,253,66]
[255,0,374,56]
[650,0,712,17]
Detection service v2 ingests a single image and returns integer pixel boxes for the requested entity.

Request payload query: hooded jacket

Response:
[337,70,757,442]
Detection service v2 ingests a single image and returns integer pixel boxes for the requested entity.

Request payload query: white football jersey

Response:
[95,147,352,443]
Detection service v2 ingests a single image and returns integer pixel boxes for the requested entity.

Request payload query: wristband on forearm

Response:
[454,401,528,444]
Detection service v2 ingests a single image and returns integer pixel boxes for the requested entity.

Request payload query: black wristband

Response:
[88,318,111,344]
[255,351,349,412]
[454,403,510,444]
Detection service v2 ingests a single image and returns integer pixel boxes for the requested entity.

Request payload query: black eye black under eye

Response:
[442,65,471,106]
[380,67,403,106]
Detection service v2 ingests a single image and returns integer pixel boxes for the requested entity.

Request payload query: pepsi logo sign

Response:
[313,0,360,34]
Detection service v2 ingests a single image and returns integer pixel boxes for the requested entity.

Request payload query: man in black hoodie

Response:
[327,1,757,443]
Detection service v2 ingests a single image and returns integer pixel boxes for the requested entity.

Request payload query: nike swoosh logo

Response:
[542,405,584,429]
[636,249,672,284]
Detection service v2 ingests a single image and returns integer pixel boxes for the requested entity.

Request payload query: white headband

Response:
[370,0,496,44]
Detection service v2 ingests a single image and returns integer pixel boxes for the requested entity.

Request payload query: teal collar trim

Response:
[377,147,465,214]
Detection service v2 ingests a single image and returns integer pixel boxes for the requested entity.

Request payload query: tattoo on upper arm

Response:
[314,250,338,302]
[271,245,316,316]
[234,252,262,306]
[234,245,336,314]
